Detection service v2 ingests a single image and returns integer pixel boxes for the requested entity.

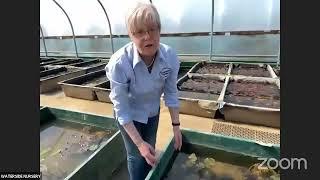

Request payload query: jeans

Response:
[116,114,160,180]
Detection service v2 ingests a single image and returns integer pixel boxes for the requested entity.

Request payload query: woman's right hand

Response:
[137,141,157,167]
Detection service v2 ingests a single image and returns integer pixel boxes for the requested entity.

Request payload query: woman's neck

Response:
[140,53,156,66]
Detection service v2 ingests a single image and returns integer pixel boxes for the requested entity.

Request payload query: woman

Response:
[105,2,182,180]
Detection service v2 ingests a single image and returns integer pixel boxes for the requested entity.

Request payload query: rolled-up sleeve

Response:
[163,49,180,108]
[105,60,132,125]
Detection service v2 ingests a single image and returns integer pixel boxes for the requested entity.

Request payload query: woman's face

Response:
[129,23,160,58]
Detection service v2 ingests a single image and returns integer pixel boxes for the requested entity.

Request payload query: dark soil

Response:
[95,81,110,89]
[40,69,78,81]
[180,78,224,95]
[40,58,56,63]
[40,66,46,72]
[225,81,280,108]
[178,69,189,79]
[74,61,106,68]
[225,95,280,109]
[83,62,106,68]
[196,63,228,74]
[53,59,83,65]
[226,81,279,100]
[81,76,107,86]
[40,66,57,72]
[231,64,270,77]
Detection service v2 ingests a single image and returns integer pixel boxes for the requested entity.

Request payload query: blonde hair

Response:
[125,2,161,34]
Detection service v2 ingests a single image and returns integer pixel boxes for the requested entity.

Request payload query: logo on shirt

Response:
[159,67,171,79]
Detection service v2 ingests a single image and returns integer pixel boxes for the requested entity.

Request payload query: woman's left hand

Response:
[173,126,182,151]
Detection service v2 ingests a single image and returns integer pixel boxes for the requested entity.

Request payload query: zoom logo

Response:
[258,158,308,170]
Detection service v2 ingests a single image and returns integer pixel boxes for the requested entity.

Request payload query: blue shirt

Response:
[105,42,180,125]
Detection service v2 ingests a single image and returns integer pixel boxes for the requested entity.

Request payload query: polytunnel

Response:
[40,0,280,62]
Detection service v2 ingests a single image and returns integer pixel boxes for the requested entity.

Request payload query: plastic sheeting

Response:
[40,0,280,59]
[40,0,279,36]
